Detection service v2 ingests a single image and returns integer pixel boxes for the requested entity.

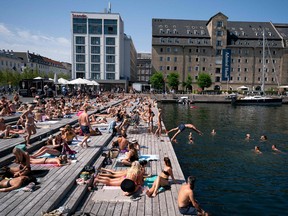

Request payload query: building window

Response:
[174,57,177,62]
[202,67,206,71]
[160,48,163,52]
[91,64,100,72]
[188,57,192,62]
[166,47,171,52]
[203,49,206,53]
[196,48,199,53]
[91,37,100,45]
[244,68,248,72]
[106,64,115,72]
[189,48,192,53]
[159,66,163,71]
[91,73,100,79]
[174,66,177,71]
[106,55,115,63]
[174,48,178,52]
[106,73,115,79]
[76,46,85,54]
[104,19,117,35]
[76,54,85,62]
[217,30,223,36]
[106,37,115,45]
[195,66,199,71]
[106,46,115,54]
[167,57,170,61]
[76,36,85,44]
[245,59,248,63]
[188,66,192,72]
[216,40,222,46]
[217,21,223,27]
[73,18,87,34]
[91,46,100,54]
[238,68,241,72]
[216,49,222,56]
[160,57,163,61]
[167,66,170,71]
[238,59,241,63]
[88,19,102,34]
[76,63,85,71]
[196,58,199,62]
[91,55,100,63]
[76,72,85,78]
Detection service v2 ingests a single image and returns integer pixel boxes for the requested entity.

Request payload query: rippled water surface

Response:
[160,103,288,216]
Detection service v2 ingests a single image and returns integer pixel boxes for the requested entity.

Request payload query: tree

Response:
[167,72,180,91]
[197,73,212,90]
[182,74,193,92]
[150,72,164,91]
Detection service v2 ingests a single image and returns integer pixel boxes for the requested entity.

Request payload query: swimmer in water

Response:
[188,132,194,144]
[245,134,251,140]
[211,129,216,136]
[272,145,282,153]
[260,135,267,141]
[254,146,262,154]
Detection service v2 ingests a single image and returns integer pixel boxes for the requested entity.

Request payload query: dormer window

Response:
[217,21,223,27]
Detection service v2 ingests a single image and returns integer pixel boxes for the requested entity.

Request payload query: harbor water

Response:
[161,103,288,216]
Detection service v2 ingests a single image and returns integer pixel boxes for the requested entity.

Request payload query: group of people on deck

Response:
[0,92,211,215]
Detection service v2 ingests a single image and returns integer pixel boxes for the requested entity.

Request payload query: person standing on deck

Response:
[21,105,37,146]
[167,123,203,143]
[154,108,162,137]
[178,176,208,215]
[78,106,91,148]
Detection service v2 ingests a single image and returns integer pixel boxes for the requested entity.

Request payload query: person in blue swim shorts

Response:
[167,123,203,143]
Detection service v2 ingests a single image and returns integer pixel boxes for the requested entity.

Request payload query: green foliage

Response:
[197,73,212,90]
[150,72,164,90]
[167,72,180,90]
[182,74,193,91]
[0,68,71,87]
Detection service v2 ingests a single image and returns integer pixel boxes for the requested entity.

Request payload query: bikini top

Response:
[162,170,170,176]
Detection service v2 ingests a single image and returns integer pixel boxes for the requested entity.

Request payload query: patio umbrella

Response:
[68,78,91,85]
[58,78,69,85]
[87,80,99,86]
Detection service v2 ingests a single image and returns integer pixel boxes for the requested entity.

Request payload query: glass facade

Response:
[106,64,115,72]
[91,73,100,79]
[106,55,115,63]
[106,73,115,79]
[91,55,100,63]
[76,54,85,62]
[91,37,100,45]
[106,47,115,54]
[88,19,102,34]
[104,19,117,35]
[106,37,115,45]
[91,46,100,54]
[76,46,85,53]
[76,63,85,71]
[91,64,100,72]
[73,18,87,34]
[76,36,85,44]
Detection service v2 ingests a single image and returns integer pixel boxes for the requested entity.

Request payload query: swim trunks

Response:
[80,125,90,135]
[178,203,198,215]
[178,123,186,132]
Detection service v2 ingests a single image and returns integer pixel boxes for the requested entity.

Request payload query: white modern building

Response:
[71,10,137,91]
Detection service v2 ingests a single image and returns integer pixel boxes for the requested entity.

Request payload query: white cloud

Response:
[0,23,13,36]
[0,23,71,62]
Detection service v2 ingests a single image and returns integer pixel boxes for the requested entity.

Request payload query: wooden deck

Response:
[0,101,186,216]
[72,107,185,216]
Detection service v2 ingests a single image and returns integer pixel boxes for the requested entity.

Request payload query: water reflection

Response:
[161,103,288,216]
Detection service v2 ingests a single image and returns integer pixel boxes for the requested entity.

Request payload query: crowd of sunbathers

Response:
[0,93,210,215]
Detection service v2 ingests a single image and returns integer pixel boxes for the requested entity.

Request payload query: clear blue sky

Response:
[0,0,287,63]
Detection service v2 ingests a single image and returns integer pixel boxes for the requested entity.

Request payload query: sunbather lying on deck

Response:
[30,155,69,166]
[0,171,36,192]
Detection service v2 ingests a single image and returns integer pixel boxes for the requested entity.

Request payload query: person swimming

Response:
[254,146,262,154]
[272,145,282,153]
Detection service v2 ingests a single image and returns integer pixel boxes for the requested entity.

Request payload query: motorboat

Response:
[231,94,282,106]
[178,96,192,104]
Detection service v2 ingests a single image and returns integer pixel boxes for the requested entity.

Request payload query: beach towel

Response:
[37,121,59,125]
[92,186,142,203]
[116,154,159,162]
